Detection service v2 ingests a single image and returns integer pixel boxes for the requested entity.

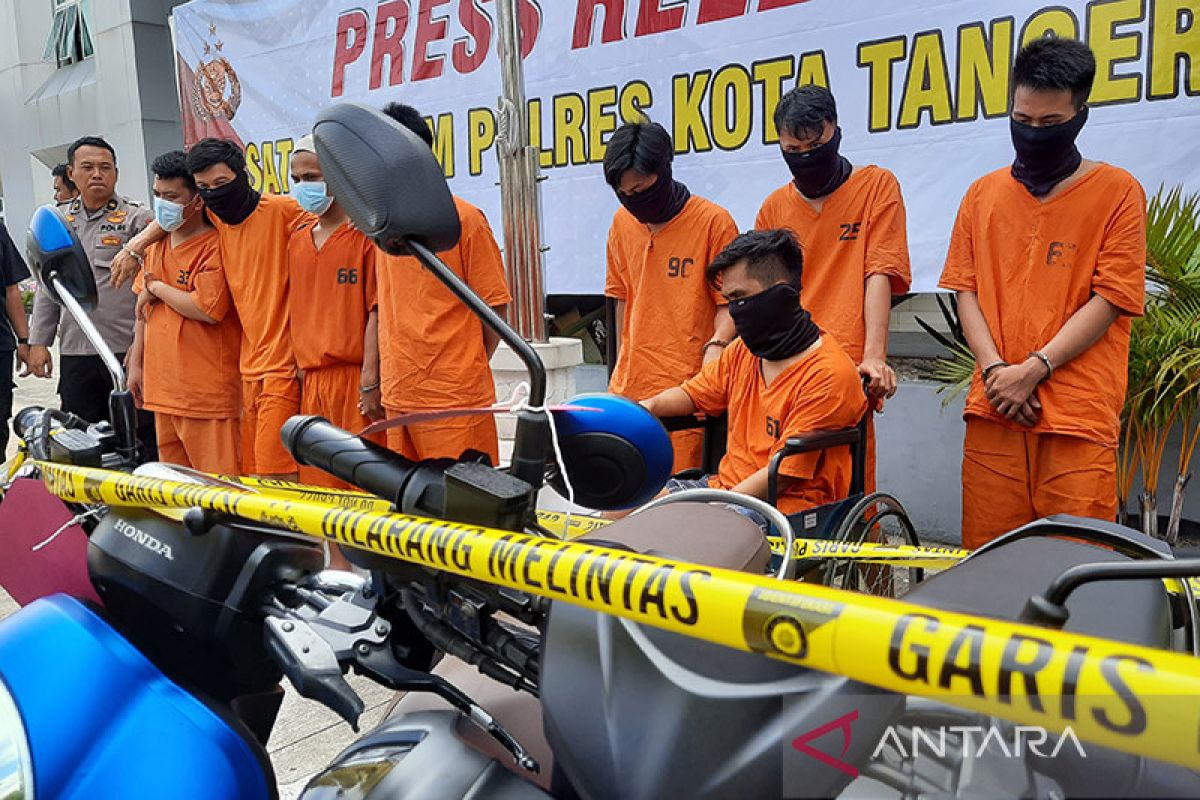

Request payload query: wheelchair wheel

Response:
[820,493,923,598]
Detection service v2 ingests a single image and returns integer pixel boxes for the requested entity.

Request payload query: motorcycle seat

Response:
[576,502,771,573]
[903,537,1173,649]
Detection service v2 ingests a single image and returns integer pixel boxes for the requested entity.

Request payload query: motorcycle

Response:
[0,181,676,797]
[288,104,1200,799]
[6,102,1200,800]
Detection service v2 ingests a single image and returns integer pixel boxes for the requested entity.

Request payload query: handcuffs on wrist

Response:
[121,244,144,265]
[1028,350,1054,381]
[981,360,1008,382]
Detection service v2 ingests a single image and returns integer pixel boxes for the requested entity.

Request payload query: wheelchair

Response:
[662,406,923,598]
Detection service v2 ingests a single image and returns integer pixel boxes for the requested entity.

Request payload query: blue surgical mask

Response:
[154,196,190,232]
[292,180,333,215]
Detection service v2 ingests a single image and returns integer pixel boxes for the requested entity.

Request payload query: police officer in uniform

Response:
[27,135,156,456]
[0,221,32,454]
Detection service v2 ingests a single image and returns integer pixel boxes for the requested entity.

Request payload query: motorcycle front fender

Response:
[0,594,275,800]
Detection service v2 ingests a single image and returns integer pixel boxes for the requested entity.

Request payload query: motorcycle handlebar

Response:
[281,416,450,517]
[13,406,92,463]
[282,416,418,505]
[12,406,89,440]
[11,406,46,441]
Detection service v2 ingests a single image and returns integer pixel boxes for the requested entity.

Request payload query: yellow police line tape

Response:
[210,474,1200,596]
[208,476,961,559]
[37,461,1200,770]
[1,451,27,485]
[760,535,1200,598]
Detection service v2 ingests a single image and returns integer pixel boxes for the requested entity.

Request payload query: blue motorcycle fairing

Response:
[0,594,273,800]
[28,205,74,254]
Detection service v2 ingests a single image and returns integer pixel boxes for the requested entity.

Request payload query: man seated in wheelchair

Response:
[640,229,867,530]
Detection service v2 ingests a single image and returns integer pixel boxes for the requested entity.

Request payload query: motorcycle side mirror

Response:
[25,204,137,464]
[313,103,550,492]
[26,205,98,310]
[312,102,461,256]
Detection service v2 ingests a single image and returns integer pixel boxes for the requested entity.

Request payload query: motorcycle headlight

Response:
[0,677,34,799]
[300,738,424,800]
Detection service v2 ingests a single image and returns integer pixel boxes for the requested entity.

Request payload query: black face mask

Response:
[199,172,261,225]
[729,284,821,361]
[1010,107,1088,197]
[782,127,853,199]
[617,164,691,225]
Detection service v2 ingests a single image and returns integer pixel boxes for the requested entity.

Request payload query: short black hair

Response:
[151,150,196,191]
[51,163,76,191]
[185,138,246,176]
[67,136,116,166]
[706,229,804,291]
[1013,36,1096,109]
[774,85,838,141]
[602,121,673,188]
[381,102,434,148]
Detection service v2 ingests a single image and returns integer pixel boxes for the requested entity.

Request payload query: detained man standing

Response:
[287,134,387,489]
[113,138,308,479]
[603,120,738,471]
[756,86,912,490]
[27,136,156,456]
[127,150,241,474]
[939,37,1146,548]
[376,102,511,464]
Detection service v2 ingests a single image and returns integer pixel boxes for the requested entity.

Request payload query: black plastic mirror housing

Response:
[312,103,461,256]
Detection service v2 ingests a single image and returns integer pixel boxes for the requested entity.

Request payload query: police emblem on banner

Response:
[191,23,241,122]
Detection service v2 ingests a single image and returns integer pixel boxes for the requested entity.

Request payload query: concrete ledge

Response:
[490,337,583,372]
[491,337,584,441]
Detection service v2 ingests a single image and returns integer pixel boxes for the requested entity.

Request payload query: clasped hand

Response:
[984,360,1044,427]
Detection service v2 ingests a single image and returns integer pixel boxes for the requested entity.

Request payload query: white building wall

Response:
[0,0,185,232]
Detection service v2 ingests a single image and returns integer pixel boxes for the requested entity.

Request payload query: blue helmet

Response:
[551,394,673,511]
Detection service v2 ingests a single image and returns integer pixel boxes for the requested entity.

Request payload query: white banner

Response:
[172,0,1200,294]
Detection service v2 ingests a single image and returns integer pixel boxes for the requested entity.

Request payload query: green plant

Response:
[914,294,976,407]
[1129,186,1200,541]
[18,278,36,318]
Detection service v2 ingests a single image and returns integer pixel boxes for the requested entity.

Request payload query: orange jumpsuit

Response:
[606,195,738,471]
[134,229,241,473]
[288,220,387,488]
[939,163,1146,549]
[681,335,867,515]
[756,166,912,491]
[209,194,309,474]
[377,196,512,463]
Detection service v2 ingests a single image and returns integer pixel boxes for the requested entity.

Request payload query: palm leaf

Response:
[914,314,963,354]
[1127,186,1200,535]
[915,297,978,407]
[929,340,977,407]
[1146,185,1200,300]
